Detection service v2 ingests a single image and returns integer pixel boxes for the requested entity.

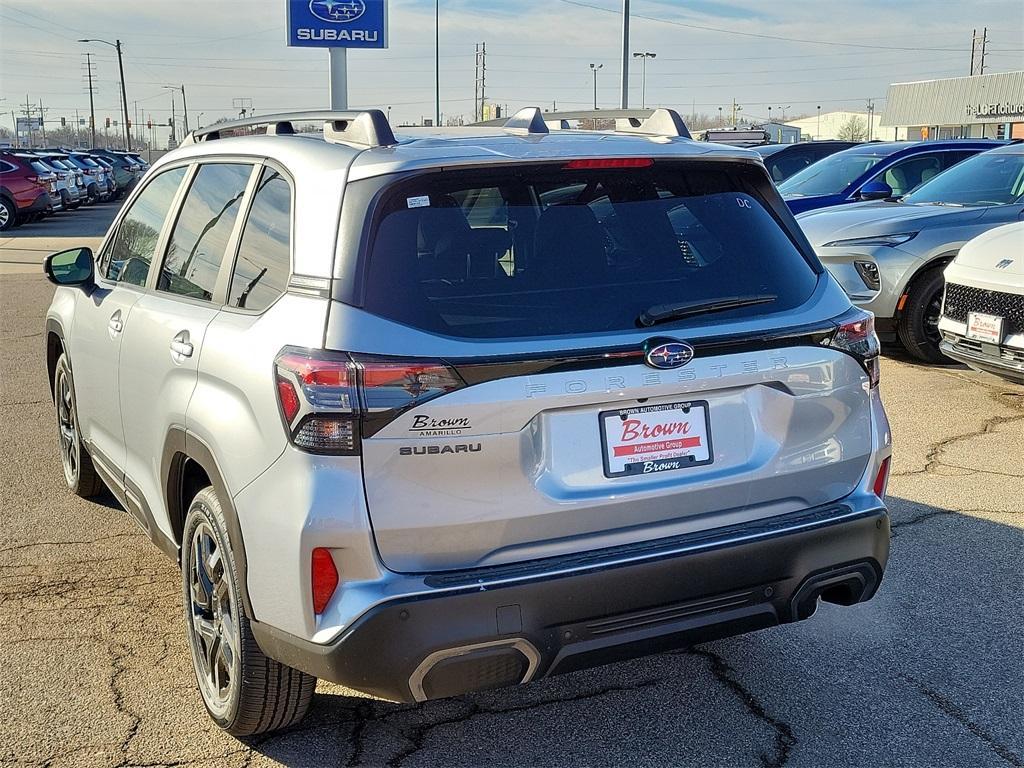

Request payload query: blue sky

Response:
[1,0,1021,136]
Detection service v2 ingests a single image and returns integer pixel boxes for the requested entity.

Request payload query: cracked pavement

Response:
[2,268,1023,768]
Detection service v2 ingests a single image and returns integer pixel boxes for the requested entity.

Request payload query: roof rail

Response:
[615,108,691,139]
[180,110,397,149]
[502,107,549,136]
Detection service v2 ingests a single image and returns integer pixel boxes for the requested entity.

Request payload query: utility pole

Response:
[434,0,440,127]
[79,38,131,149]
[83,53,97,148]
[170,92,176,147]
[38,99,46,145]
[22,94,33,147]
[474,43,486,122]
[619,0,629,109]
[180,85,189,134]
[866,99,875,141]
[731,99,742,127]
[590,63,603,110]
[970,28,988,75]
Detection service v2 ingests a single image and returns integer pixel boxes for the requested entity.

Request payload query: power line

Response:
[554,0,978,52]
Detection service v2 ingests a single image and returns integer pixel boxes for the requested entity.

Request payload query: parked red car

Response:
[0,152,60,230]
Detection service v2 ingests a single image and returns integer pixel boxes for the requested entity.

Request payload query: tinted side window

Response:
[103,166,187,286]
[159,163,252,301]
[228,168,292,311]
[875,152,945,196]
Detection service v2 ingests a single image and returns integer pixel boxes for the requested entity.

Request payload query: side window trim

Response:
[143,163,199,292]
[221,158,297,315]
[150,160,260,305]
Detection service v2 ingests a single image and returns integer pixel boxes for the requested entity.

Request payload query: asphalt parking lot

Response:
[1,217,1023,768]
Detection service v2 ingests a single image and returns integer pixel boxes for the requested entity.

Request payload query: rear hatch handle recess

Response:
[637,295,778,328]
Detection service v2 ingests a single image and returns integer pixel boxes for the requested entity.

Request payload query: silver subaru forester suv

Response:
[44,108,892,735]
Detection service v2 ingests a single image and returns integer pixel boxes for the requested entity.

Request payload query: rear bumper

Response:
[252,502,889,703]
[21,193,51,214]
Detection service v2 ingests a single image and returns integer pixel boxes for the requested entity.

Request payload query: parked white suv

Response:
[940,222,1024,382]
[44,109,892,735]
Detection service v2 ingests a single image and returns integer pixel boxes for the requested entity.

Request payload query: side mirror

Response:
[43,247,95,288]
[859,180,893,201]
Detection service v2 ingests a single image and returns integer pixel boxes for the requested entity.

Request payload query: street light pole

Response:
[619,0,630,109]
[181,84,189,134]
[632,52,655,109]
[816,105,821,139]
[79,38,131,150]
[590,63,603,110]
[434,0,440,127]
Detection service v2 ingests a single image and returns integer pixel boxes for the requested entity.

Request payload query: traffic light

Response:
[147,119,152,130]
[127,119,131,128]
[168,117,173,127]
[105,117,111,128]
[61,117,66,127]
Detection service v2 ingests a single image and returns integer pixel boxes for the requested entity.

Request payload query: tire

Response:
[53,353,104,498]
[0,197,15,231]
[897,266,950,364]
[85,184,98,205]
[182,487,316,736]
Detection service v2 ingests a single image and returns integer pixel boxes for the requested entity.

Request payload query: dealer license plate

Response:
[966,312,1003,344]
[600,401,713,478]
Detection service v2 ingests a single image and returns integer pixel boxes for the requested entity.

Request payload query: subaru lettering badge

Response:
[644,339,695,370]
[309,0,366,23]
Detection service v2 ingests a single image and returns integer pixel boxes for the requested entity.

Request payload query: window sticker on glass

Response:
[407,195,431,209]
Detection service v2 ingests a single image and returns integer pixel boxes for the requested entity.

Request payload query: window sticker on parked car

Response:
[406,195,431,208]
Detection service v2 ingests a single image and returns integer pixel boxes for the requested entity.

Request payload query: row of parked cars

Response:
[748,137,1023,381]
[0,147,150,231]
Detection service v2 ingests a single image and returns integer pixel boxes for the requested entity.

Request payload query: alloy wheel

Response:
[0,200,11,229]
[187,521,240,717]
[924,287,943,348]
[55,369,79,486]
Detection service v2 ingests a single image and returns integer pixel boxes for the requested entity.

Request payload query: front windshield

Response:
[778,151,887,197]
[903,152,1024,206]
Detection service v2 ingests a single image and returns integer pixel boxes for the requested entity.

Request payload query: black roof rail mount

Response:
[181,109,397,149]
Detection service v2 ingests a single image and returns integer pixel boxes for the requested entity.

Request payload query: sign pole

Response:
[328,47,348,109]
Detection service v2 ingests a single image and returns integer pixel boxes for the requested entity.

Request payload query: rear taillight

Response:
[274,347,464,454]
[25,175,38,183]
[563,158,653,169]
[825,309,880,388]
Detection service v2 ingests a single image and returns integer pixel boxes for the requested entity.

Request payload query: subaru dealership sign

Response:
[287,0,388,48]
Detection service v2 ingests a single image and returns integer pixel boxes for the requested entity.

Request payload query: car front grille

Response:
[943,283,1024,337]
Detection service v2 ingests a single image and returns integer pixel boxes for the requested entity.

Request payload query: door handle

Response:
[108,311,123,334]
[170,339,194,358]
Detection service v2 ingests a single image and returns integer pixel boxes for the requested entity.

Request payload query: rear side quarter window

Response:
[227,167,292,312]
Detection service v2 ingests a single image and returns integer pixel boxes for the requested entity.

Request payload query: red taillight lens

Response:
[274,347,465,454]
[873,456,891,498]
[311,547,338,615]
[563,158,654,170]
[826,309,881,388]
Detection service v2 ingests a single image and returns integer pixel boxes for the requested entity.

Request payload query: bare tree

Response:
[837,116,868,141]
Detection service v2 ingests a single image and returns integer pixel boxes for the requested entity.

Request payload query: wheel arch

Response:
[895,249,958,318]
[45,318,67,402]
[163,426,255,617]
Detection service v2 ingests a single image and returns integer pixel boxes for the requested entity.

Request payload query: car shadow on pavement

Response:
[243,496,1024,768]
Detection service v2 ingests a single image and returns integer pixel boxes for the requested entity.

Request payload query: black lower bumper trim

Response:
[252,505,889,703]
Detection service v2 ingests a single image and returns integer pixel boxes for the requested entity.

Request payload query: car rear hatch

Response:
[313,158,879,573]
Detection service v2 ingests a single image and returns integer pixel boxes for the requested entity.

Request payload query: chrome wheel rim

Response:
[187,521,239,717]
[55,369,79,486]
[0,202,10,228]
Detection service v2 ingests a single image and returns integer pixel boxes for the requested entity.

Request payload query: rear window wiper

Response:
[637,295,777,328]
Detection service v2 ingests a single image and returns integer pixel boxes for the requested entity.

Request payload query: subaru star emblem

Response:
[995,259,1014,270]
[309,0,366,23]
[644,339,695,370]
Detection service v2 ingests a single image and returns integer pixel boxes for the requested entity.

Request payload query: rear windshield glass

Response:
[779,151,887,197]
[359,161,819,339]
